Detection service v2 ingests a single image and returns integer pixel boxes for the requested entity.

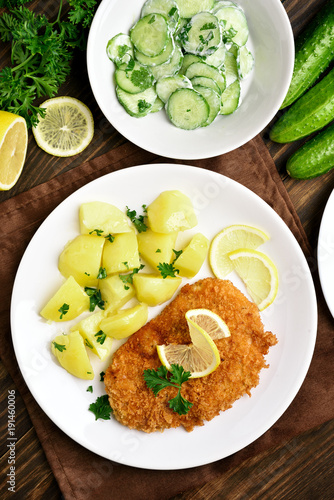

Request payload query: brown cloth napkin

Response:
[1,136,333,500]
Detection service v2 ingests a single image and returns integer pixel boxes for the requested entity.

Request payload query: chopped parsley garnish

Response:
[85,339,94,349]
[89,229,104,236]
[155,248,161,253]
[119,264,145,289]
[86,385,93,393]
[172,249,183,261]
[97,267,107,279]
[122,261,129,269]
[168,6,177,17]
[84,287,105,312]
[157,262,179,278]
[100,371,105,381]
[144,364,193,415]
[126,206,148,233]
[125,57,135,72]
[131,68,153,91]
[52,341,66,352]
[89,395,113,421]
[58,303,69,319]
[117,44,131,58]
[105,234,115,243]
[95,330,107,345]
[200,22,217,30]
[223,27,237,43]
[142,204,147,213]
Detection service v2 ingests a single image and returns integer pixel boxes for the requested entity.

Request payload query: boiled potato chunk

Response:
[133,273,182,306]
[102,231,140,274]
[137,230,178,270]
[58,234,105,287]
[100,303,148,339]
[176,233,209,278]
[51,330,94,380]
[71,310,113,360]
[147,190,197,233]
[40,276,89,322]
[99,274,135,312]
[79,201,131,235]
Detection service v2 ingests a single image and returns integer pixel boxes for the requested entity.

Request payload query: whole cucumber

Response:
[281,0,334,109]
[286,123,334,179]
[270,68,334,143]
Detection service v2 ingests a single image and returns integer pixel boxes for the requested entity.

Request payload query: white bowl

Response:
[87,0,294,160]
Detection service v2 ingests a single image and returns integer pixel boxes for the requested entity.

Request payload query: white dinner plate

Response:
[11,164,317,470]
[86,0,294,159]
[318,188,334,318]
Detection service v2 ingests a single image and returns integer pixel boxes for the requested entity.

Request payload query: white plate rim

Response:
[317,188,334,318]
[10,164,317,470]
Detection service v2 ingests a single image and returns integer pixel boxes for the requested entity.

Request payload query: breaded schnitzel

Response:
[104,278,277,432]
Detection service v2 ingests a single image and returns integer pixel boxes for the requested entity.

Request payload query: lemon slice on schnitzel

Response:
[210,224,270,278]
[185,309,230,340]
[157,309,228,378]
[228,248,278,311]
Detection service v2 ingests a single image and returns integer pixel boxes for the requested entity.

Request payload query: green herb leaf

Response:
[89,395,113,421]
[52,341,66,352]
[85,339,94,349]
[105,234,115,243]
[119,264,145,289]
[100,371,105,381]
[143,364,193,415]
[58,303,69,319]
[84,287,105,312]
[86,385,93,393]
[172,249,183,261]
[95,330,107,345]
[126,206,148,232]
[157,262,179,278]
[97,267,107,279]
[89,229,104,236]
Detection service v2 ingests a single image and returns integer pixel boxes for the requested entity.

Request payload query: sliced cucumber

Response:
[185,61,226,92]
[106,33,134,67]
[180,12,222,57]
[151,96,165,113]
[115,61,155,94]
[179,53,202,74]
[156,75,192,103]
[166,88,209,129]
[176,0,215,18]
[116,86,157,117]
[202,43,226,68]
[130,14,169,57]
[212,1,238,12]
[135,36,174,66]
[190,76,221,95]
[151,44,183,80]
[215,6,249,46]
[237,45,254,79]
[224,51,238,86]
[220,79,240,114]
[141,0,180,33]
[193,85,221,126]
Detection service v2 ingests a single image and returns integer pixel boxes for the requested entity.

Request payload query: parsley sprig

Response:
[126,205,148,233]
[144,364,193,415]
[0,0,98,127]
[88,395,113,421]
[84,287,105,312]
[119,264,145,289]
[157,262,179,278]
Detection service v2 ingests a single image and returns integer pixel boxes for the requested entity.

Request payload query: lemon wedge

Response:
[32,96,94,157]
[0,110,28,191]
[228,248,279,310]
[157,309,229,378]
[209,224,270,278]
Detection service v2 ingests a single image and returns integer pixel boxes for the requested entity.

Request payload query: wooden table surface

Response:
[1,0,334,498]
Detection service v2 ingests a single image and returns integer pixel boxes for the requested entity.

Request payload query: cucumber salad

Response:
[106,0,254,130]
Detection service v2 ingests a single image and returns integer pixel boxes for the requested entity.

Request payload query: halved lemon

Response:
[32,96,94,157]
[228,248,279,310]
[157,309,228,378]
[209,224,270,278]
[0,110,28,191]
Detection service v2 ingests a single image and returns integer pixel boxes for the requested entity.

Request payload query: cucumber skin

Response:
[286,123,334,179]
[270,68,334,143]
[281,0,334,109]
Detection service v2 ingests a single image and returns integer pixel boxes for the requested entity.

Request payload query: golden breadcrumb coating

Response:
[104,278,277,432]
